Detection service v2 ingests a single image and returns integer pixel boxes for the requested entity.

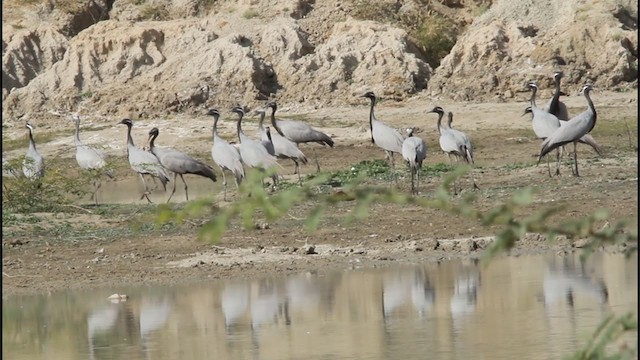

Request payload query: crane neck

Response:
[367,97,376,143]
[529,86,537,108]
[584,89,597,128]
[266,128,273,143]
[447,113,454,128]
[148,132,157,152]
[74,119,82,146]
[236,113,244,143]
[258,112,266,131]
[549,78,562,112]
[211,113,220,139]
[125,123,135,150]
[269,107,286,137]
[27,127,37,151]
[436,111,444,135]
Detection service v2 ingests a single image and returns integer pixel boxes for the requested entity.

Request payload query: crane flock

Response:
[4,73,603,204]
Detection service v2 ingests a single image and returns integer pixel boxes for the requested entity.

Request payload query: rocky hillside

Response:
[2,0,637,123]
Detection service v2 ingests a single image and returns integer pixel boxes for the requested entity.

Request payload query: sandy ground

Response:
[2,91,638,298]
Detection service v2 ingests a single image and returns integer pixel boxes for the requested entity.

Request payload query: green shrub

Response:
[2,158,89,213]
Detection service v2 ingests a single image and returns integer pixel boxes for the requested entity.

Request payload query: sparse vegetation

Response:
[350,0,459,68]
[139,2,170,21]
[242,8,258,19]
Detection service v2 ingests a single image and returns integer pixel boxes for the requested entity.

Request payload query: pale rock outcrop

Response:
[430,0,638,102]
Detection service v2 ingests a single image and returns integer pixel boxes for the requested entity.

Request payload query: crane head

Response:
[231,106,245,117]
[266,101,277,111]
[148,127,159,137]
[362,91,376,100]
[119,118,133,127]
[25,122,34,131]
[553,71,564,80]
[581,83,594,95]
[521,106,533,117]
[205,108,219,117]
[527,81,538,90]
[71,114,81,123]
[427,106,444,114]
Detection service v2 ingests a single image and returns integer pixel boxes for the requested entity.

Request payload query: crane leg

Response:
[555,148,561,176]
[573,142,579,177]
[410,168,416,195]
[92,180,103,205]
[293,160,301,184]
[139,174,153,203]
[166,173,179,203]
[313,148,321,173]
[180,174,189,201]
[220,169,228,202]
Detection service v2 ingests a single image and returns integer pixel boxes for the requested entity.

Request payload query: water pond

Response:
[3,251,637,360]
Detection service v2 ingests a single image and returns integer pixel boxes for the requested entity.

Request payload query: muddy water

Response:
[3,252,637,360]
[82,175,225,204]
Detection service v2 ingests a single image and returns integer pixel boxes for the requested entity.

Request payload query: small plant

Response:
[54,0,85,13]
[2,160,89,213]
[565,312,637,360]
[472,3,490,17]
[412,14,457,68]
[139,3,170,20]
[242,8,258,19]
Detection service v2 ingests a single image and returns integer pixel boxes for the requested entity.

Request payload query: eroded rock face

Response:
[2,26,69,96]
[1,0,636,121]
[3,16,431,120]
[429,0,638,102]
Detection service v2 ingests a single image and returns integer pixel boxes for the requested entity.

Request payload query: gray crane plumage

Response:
[362,91,405,175]
[232,106,280,189]
[428,107,479,193]
[266,101,332,173]
[401,128,426,195]
[543,72,570,121]
[147,127,217,203]
[257,108,308,182]
[523,106,602,156]
[22,123,45,181]
[119,119,170,203]
[528,82,563,176]
[73,115,112,204]
[539,84,597,177]
[207,108,245,201]
[446,112,475,165]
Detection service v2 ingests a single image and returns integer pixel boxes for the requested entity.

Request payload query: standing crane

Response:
[207,108,245,201]
[265,101,333,173]
[147,127,217,203]
[522,106,602,156]
[362,91,404,182]
[257,107,308,182]
[527,82,563,176]
[232,106,280,190]
[543,71,570,120]
[22,123,45,181]
[72,115,112,204]
[119,119,170,203]
[401,127,426,195]
[446,111,479,189]
[427,107,478,194]
[539,84,598,177]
